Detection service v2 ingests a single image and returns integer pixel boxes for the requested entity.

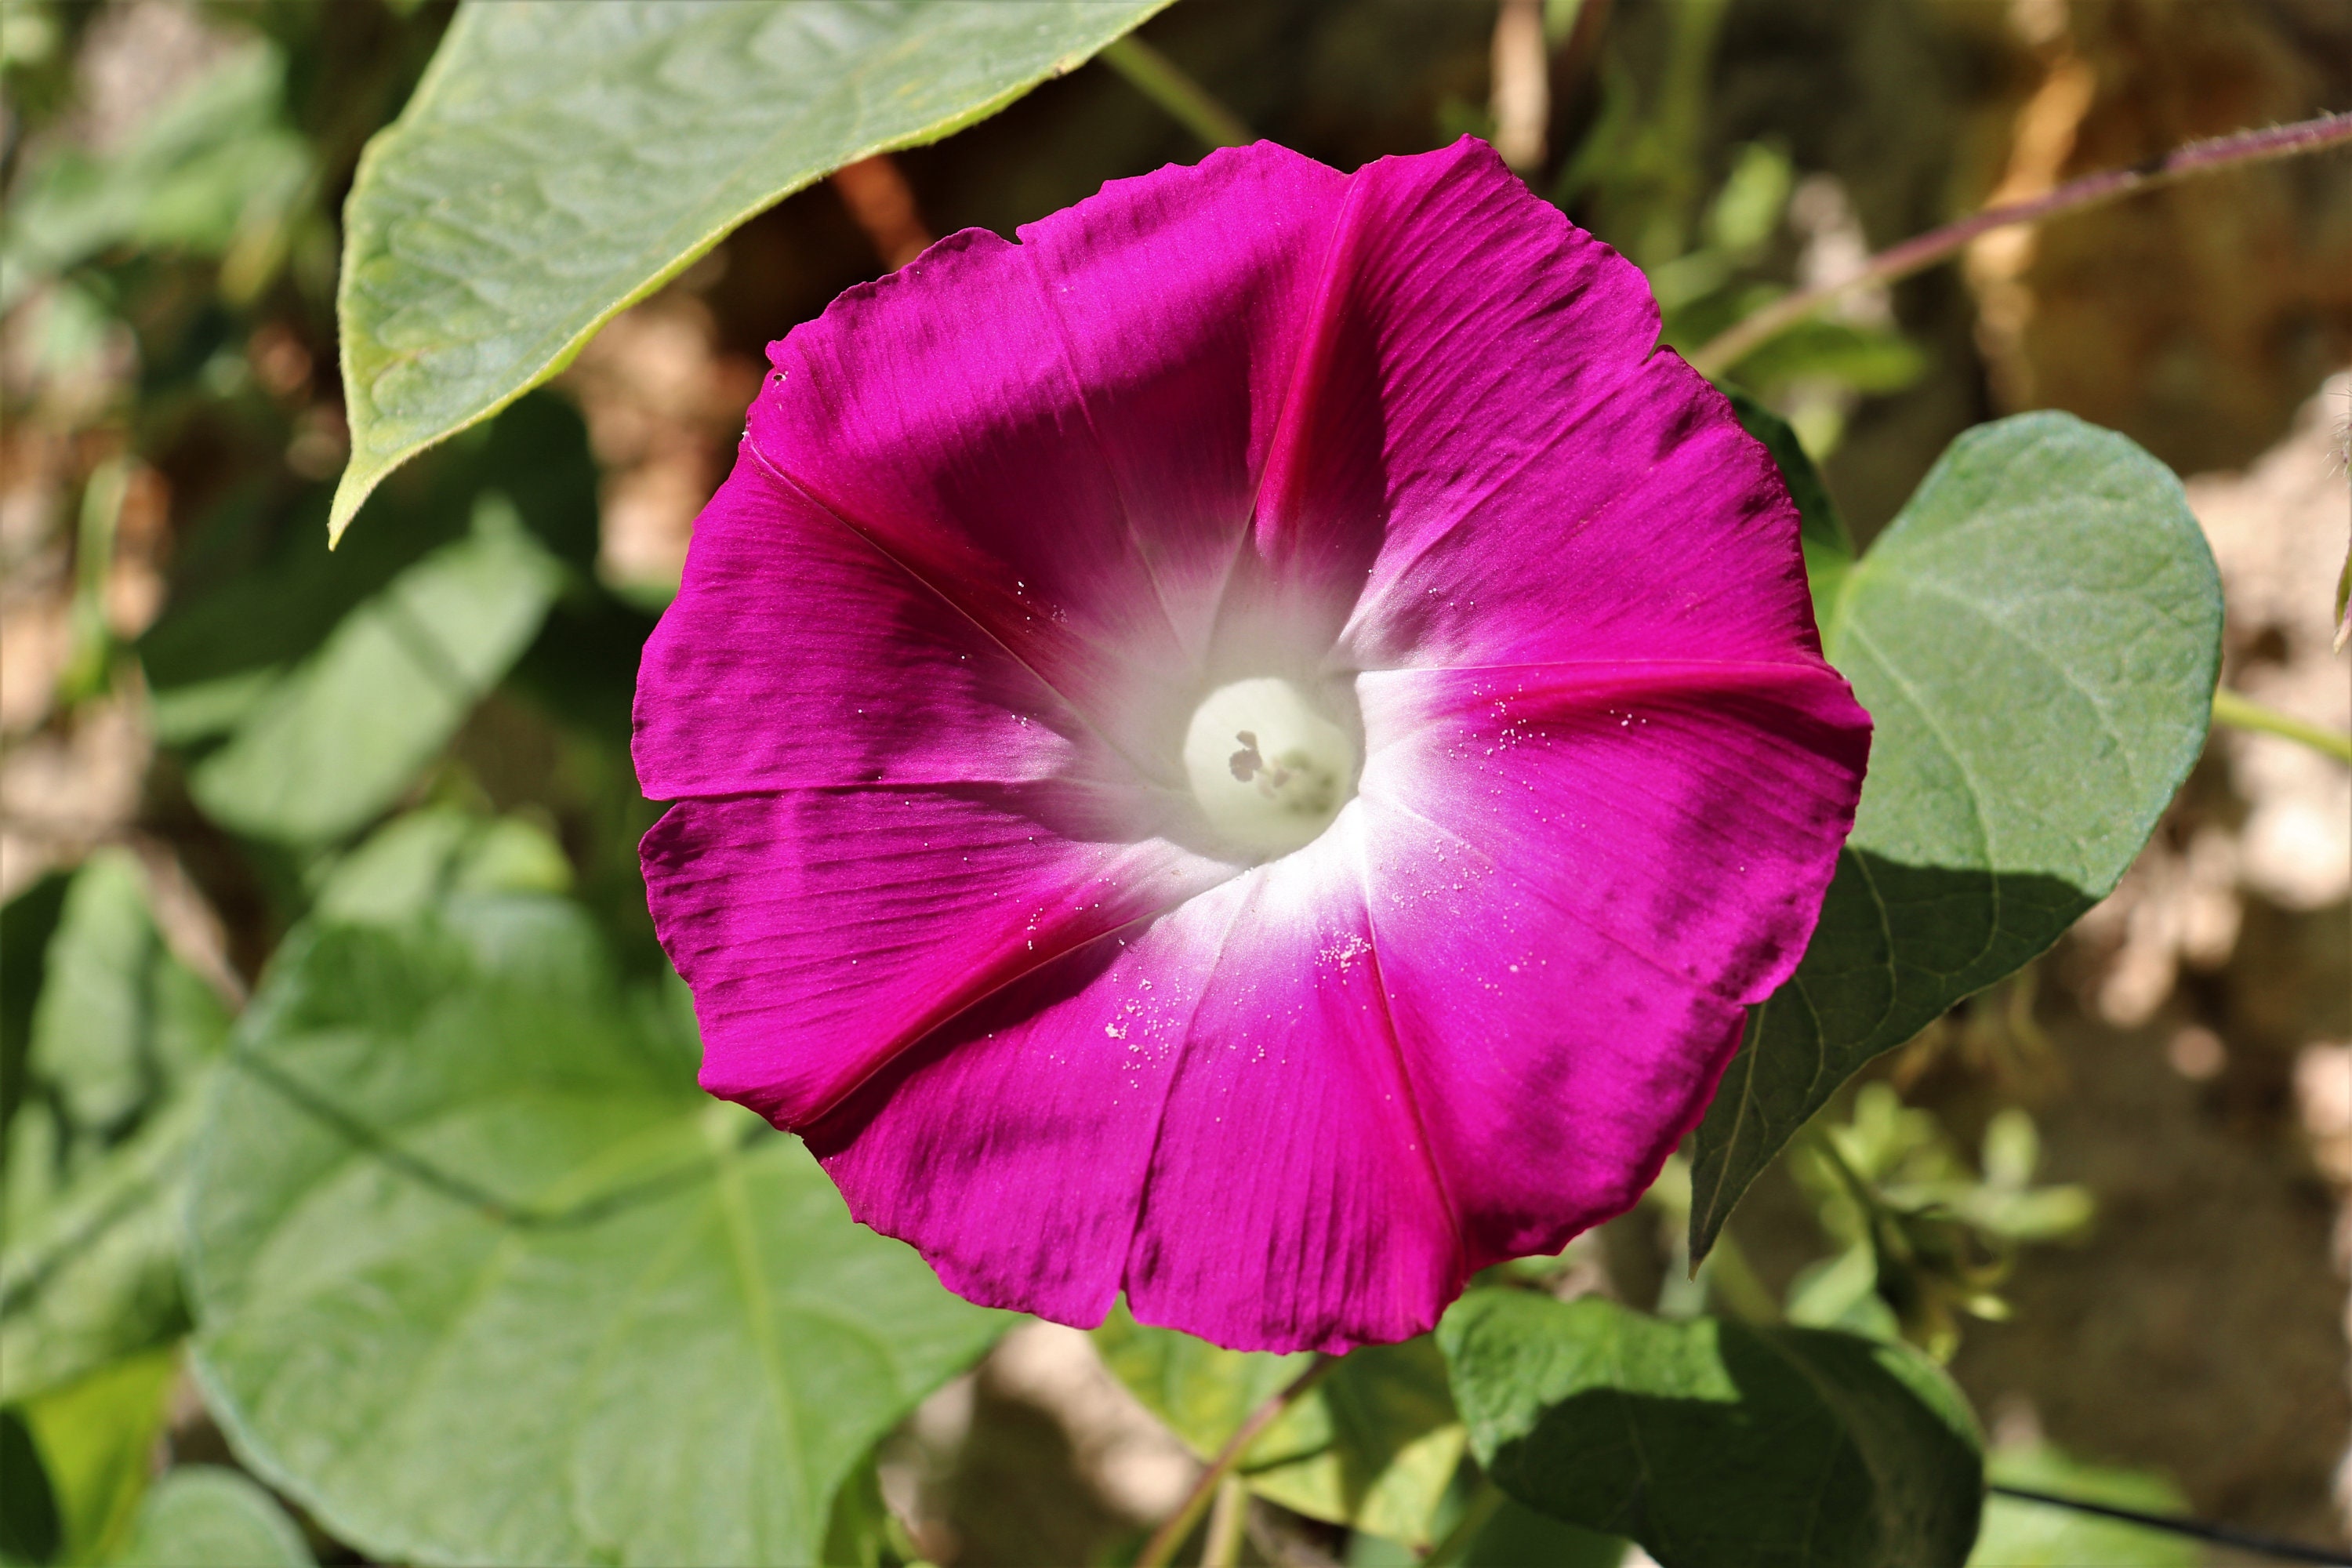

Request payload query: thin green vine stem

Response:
[1421,1479,1508,1567]
[1134,1354,1335,1568]
[1100,34,1254,151]
[2212,688,2352,764]
[1698,1227,1780,1323]
[1990,1485,2352,1565]
[1200,1474,1250,1568]
[1690,111,2352,377]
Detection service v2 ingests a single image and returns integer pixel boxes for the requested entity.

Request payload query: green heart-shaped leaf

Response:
[1691,412,2221,1260]
[1439,1292,1983,1568]
[188,897,1007,1567]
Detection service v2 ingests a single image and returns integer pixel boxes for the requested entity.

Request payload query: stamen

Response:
[1182,678,1357,858]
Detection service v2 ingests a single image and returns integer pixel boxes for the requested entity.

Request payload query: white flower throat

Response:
[1181,677,1358,858]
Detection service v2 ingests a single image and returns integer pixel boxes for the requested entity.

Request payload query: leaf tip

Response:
[326,461,383,548]
[1687,1207,1722,1272]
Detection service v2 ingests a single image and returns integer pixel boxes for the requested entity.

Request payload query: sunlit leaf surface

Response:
[189,898,1008,1567]
[17,1350,180,1565]
[331,0,1171,538]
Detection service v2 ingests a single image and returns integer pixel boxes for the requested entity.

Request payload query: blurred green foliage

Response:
[0,38,306,314]
[1787,1084,2093,1358]
[1097,1301,1466,1545]
[3,853,224,1407]
[108,1467,315,1568]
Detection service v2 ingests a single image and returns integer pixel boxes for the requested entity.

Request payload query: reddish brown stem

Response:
[1689,111,2352,379]
[829,154,933,270]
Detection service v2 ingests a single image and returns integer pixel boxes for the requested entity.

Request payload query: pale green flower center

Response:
[1181,677,1357,858]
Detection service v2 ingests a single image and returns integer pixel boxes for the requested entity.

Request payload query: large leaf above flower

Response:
[1690,412,2222,1259]
[187,898,1008,1567]
[330,0,1171,539]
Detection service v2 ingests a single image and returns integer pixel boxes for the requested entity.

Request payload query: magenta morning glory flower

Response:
[633,138,1870,1354]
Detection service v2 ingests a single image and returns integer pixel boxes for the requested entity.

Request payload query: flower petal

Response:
[1228,136,1813,674]
[1120,828,1461,1351]
[633,451,1088,800]
[803,896,1230,1330]
[1018,143,1350,659]
[745,143,1351,753]
[796,644,1866,1345]
[644,786,1230,1127]
[804,820,1464,1354]
[637,138,1875,1355]
[1347,379,1818,673]
[1352,657,1868,1264]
